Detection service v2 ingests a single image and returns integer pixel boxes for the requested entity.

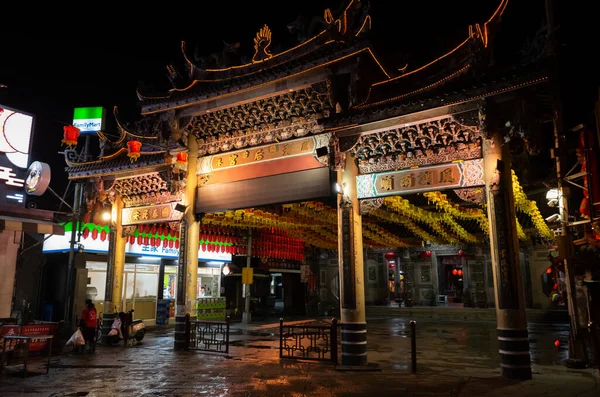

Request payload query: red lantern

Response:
[129,235,135,245]
[458,249,464,257]
[457,269,463,276]
[91,229,98,240]
[127,140,142,162]
[137,235,143,245]
[176,151,188,165]
[546,267,553,274]
[384,252,396,261]
[163,239,168,248]
[62,125,80,148]
[175,240,180,249]
[100,230,107,242]
[168,239,174,248]
[452,269,458,276]
[82,229,90,239]
[83,212,92,224]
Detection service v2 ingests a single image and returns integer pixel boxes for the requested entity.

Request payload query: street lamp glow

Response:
[222,264,231,276]
[546,189,559,200]
[102,211,111,221]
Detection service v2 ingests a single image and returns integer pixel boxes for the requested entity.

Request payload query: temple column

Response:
[483,130,532,380]
[175,136,200,350]
[102,195,126,343]
[337,153,368,366]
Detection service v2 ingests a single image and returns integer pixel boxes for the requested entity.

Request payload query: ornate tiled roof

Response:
[65,153,168,180]
[139,40,388,115]
[137,0,388,115]
[328,63,548,128]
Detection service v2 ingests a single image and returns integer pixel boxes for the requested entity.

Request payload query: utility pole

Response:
[63,182,82,327]
[63,136,89,328]
[545,0,587,363]
[242,229,252,324]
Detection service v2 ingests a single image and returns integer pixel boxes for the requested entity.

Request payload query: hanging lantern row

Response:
[62,125,80,148]
[79,218,306,260]
[199,224,244,236]
[135,224,179,240]
[82,228,108,241]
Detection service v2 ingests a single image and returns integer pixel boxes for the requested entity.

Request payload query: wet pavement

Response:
[0,315,598,396]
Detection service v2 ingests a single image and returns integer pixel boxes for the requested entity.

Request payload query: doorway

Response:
[443,263,464,305]
[269,273,283,313]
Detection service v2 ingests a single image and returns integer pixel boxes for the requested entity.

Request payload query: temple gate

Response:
[60,0,556,379]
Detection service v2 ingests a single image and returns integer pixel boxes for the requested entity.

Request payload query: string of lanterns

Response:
[423,190,528,241]
[379,197,463,244]
[511,171,555,240]
[370,207,445,245]
[72,171,551,255]
[422,191,489,233]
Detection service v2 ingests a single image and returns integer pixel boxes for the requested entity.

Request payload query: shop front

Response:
[42,226,231,325]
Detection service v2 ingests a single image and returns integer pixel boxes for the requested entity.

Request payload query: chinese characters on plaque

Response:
[122,203,180,226]
[210,137,315,170]
[356,159,485,199]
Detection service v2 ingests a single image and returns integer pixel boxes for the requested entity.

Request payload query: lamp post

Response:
[242,229,252,324]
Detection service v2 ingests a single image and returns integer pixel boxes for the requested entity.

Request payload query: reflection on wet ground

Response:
[364,317,570,373]
[1,315,594,397]
[225,316,570,370]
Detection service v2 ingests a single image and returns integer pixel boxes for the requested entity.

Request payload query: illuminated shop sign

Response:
[0,104,34,206]
[72,107,105,134]
[42,233,232,262]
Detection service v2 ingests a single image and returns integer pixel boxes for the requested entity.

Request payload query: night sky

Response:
[0,0,592,211]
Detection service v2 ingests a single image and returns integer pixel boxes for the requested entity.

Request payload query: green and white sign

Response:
[73,107,105,134]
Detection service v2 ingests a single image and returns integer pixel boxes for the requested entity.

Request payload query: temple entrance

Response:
[440,257,465,306]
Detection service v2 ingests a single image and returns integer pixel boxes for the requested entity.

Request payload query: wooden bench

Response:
[0,335,53,376]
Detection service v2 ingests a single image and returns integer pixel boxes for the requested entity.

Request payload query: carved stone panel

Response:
[183,83,332,156]
[351,113,482,174]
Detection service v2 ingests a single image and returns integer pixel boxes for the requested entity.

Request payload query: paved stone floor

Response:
[1,316,598,396]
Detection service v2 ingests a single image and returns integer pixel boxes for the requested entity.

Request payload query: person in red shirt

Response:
[80,299,98,353]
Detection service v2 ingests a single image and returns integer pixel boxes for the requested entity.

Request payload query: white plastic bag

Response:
[67,328,86,346]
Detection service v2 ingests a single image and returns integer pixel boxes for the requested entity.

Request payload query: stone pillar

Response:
[483,131,532,380]
[175,136,200,350]
[102,195,126,343]
[337,153,367,366]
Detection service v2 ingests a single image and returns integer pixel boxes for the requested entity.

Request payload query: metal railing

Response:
[184,315,230,354]
[279,318,338,365]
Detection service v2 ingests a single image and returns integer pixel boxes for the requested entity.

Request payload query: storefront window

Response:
[163,265,177,299]
[123,264,158,321]
[86,262,108,315]
[86,261,159,322]
[198,266,221,297]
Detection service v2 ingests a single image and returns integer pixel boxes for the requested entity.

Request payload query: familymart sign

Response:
[73,107,105,134]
